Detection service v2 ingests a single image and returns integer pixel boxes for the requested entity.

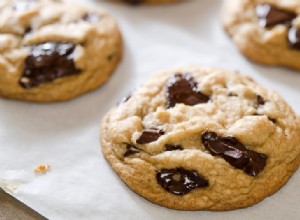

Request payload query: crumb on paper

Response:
[34,164,51,175]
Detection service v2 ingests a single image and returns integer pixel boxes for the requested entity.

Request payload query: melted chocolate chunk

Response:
[166,73,209,108]
[256,4,297,28]
[156,168,209,195]
[124,144,140,157]
[165,144,183,151]
[257,95,265,106]
[136,128,165,144]
[83,13,100,23]
[201,132,267,176]
[288,26,300,50]
[20,42,81,88]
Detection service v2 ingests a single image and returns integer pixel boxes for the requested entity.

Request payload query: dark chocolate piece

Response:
[165,144,183,151]
[136,128,165,144]
[256,4,297,28]
[156,168,209,195]
[288,26,300,50]
[166,73,209,108]
[20,42,81,88]
[124,144,140,157]
[201,131,267,176]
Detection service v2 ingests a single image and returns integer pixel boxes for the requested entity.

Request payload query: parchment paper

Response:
[1,0,300,219]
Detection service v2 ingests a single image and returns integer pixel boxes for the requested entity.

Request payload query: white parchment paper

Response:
[1,0,300,219]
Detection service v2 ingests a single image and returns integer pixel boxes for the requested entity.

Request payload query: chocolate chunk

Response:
[124,144,140,157]
[20,42,81,89]
[166,73,209,108]
[156,168,209,195]
[136,128,165,144]
[288,26,300,50]
[257,95,265,106]
[242,150,268,176]
[165,144,183,151]
[83,13,100,23]
[256,4,297,28]
[201,132,267,176]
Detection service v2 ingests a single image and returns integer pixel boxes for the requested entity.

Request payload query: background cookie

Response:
[222,0,300,71]
[101,66,300,210]
[0,0,122,102]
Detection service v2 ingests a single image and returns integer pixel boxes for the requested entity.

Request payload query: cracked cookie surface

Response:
[101,66,300,210]
[0,0,122,102]
[222,0,300,71]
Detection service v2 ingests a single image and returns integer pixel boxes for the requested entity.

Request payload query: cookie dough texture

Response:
[101,66,300,210]
[0,0,122,102]
[222,0,300,70]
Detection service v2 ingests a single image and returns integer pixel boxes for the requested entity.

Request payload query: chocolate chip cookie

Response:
[0,0,122,102]
[101,66,300,210]
[222,0,300,70]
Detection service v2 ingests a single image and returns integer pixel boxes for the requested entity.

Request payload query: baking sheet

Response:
[1,0,300,219]
[0,188,47,220]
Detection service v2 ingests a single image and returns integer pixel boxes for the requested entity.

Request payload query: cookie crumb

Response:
[34,164,51,175]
